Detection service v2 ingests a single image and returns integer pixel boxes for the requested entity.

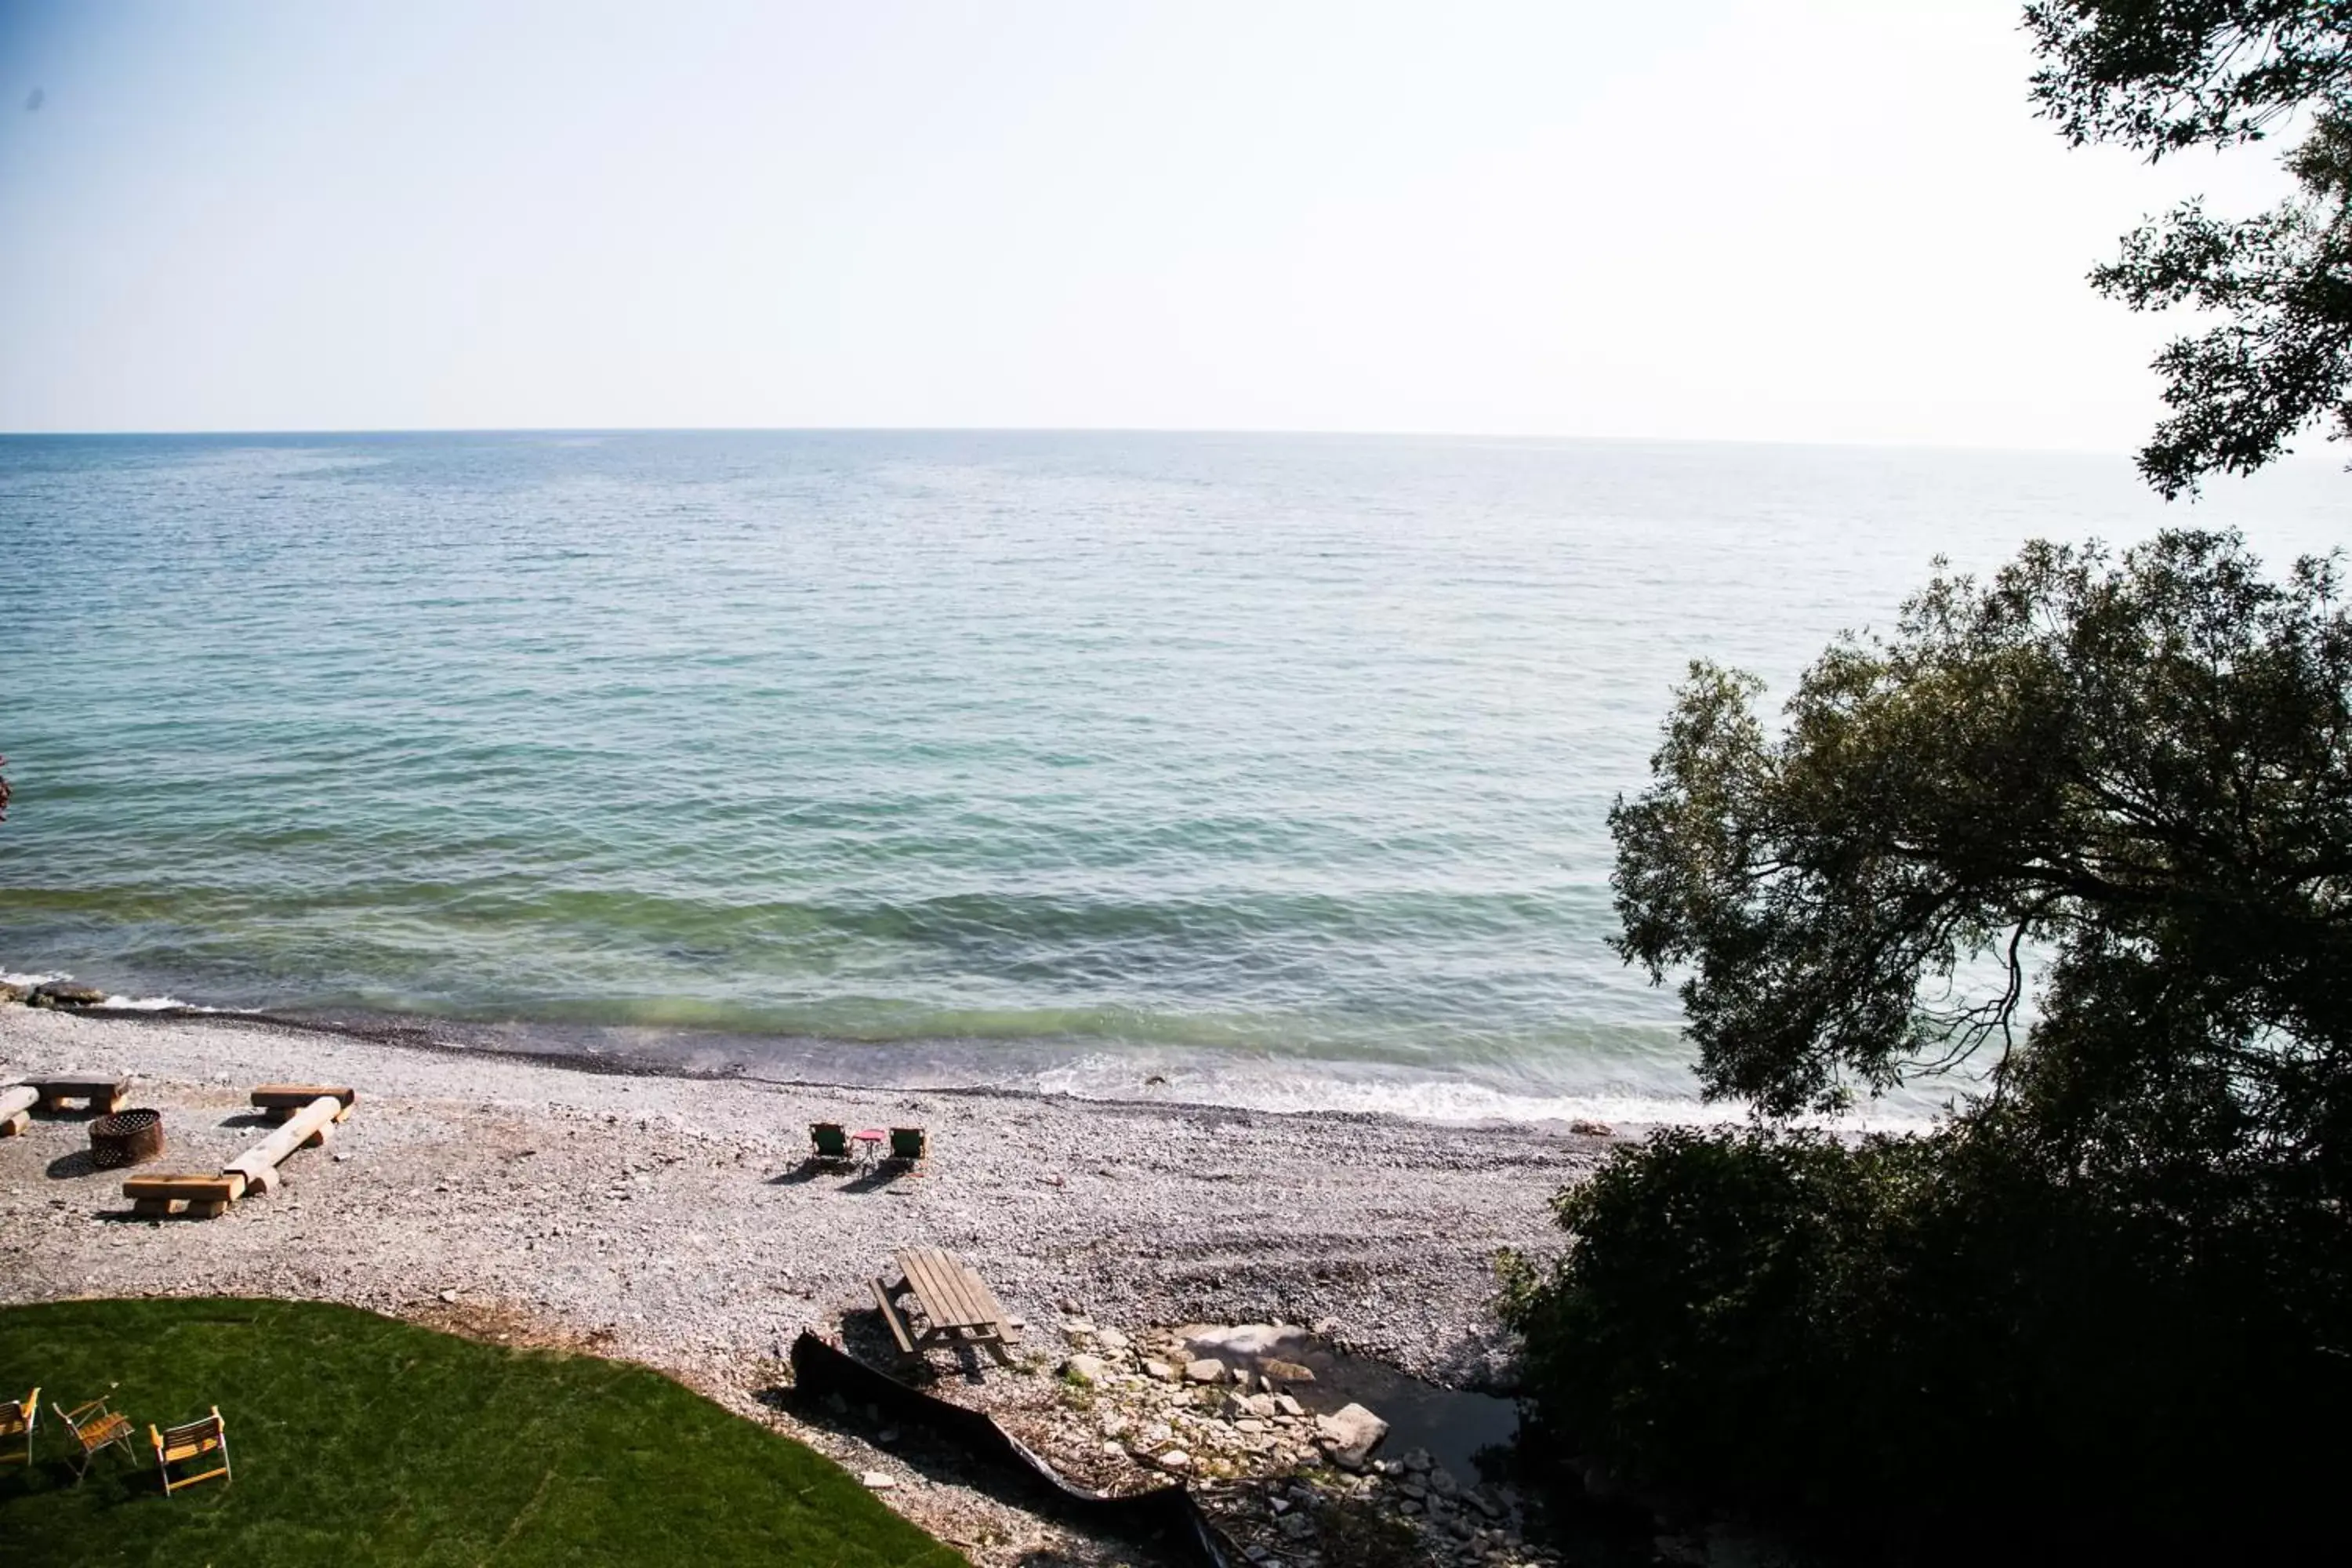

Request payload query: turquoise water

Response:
[2,432,2342,1120]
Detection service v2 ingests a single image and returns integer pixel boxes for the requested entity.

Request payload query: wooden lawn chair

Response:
[810,1122,853,1167]
[887,1127,927,1173]
[52,1393,135,1481]
[0,1387,35,1468]
[151,1406,231,1496]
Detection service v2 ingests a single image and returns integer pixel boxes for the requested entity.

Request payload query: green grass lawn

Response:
[0,1297,968,1567]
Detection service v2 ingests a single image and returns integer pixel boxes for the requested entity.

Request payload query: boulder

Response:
[1261,1358,1316,1385]
[0,981,24,1005]
[1181,1323,1312,1363]
[1183,1358,1227,1385]
[1156,1448,1192,1472]
[27,982,104,1010]
[1142,1359,1179,1382]
[1313,1402,1389,1469]
[1095,1327,1131,1353]
[1569,1117,1615,1137]
[1062,1353,1109,1385]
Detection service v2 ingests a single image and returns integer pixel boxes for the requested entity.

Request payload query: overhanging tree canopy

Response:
[2028,2,2352,494]
[1610,530,2352,1183]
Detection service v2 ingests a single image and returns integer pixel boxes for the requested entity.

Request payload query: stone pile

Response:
[962,1310,1563,1567]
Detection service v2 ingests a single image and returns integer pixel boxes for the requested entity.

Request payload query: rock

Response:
[1143,1359,1179,1382]
[438,1289,459,1304]
[1184,1358,1227,1385]
[1156,1448,1192,1472]
[1313,1402,1389,1470]
[1096,1327,1131,1353]
[1427,1465,1460,1497]
[1569,1117,1614,1137]
[27,982,104,1010]
[1261,1358,1316,1385]
[1277,1512,1316,1541]
[1182,1323,1310,1363]
[1243,1393,1277,1418]
[1063,1353,1109,1385]
[862,1471,897,1490]
[0,982,24,1005]
[1401,1446,1435,1472]
[1273,1393,1305,1417]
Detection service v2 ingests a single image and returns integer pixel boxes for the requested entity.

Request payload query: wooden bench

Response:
[28,1076,127,1116]
[122,1172,247,1220]
[250,1085,356,1123]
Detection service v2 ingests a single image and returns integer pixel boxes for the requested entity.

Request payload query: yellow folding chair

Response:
[151,1406,231,1496]
[52,1393,136,1482]
[0,1387,36,1468]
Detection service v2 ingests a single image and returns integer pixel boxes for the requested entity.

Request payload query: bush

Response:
[1500,1123,2352,1560]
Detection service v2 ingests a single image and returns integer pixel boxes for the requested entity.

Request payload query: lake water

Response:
[2,431,2342,1123]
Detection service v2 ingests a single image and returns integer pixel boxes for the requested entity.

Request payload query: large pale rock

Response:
[1142,1359,1179,1382]
[1181,1323,1312,1363]
[1095,1327,1131,1353]
[1261,1358,1316,1385]
[1183,1357,1227,1385]
[1062,1353,1109,1385]
[1314,1402,1389,1469]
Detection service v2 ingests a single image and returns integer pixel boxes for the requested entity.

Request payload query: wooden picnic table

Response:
[870,1247,1017,1367]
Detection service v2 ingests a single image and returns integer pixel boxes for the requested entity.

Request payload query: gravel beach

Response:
[0,1004,1606,1563]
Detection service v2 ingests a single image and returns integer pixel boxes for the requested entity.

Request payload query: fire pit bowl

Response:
[89,1108,165,1169]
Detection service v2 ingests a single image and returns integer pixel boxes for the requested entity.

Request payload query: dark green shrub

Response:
[1501,1122,2352,1559]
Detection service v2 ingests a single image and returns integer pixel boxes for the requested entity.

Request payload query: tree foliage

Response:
[2027,2,2352,494]
[1503,532,2352,1555]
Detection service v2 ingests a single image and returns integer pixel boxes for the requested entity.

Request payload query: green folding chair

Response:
[886,1127,927,1174]
[809,1122,853,1167]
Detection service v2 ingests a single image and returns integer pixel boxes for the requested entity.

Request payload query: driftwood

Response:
[0,1084,34,1138]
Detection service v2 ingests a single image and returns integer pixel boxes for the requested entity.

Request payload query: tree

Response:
[1610,528,2352,1179]
[1497,532,2352,1555]
[2028,2,2352,495]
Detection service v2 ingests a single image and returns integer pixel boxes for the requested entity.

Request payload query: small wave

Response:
[1026,1052,1948,1133]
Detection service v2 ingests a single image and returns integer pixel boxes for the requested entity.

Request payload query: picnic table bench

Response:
[870,1247,1018,1367]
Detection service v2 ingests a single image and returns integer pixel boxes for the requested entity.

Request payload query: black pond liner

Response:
[789,1331,1240,1568]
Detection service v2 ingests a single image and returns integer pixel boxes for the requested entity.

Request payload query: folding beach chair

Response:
[52,1393,135,1482]
[809,1122,853,1167]
[151,1406,231,1496]
[0,1387,35,1468]
[887,1127,927,1173]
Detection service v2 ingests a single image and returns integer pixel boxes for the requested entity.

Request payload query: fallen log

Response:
[0,1083,34,1137]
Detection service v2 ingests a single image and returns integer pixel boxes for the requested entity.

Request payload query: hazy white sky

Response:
[0,1,2305,443]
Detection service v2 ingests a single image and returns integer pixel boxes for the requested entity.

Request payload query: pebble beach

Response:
[0,1004,1607,1563]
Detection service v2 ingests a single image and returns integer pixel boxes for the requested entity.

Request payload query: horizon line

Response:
[0,423,2155,461]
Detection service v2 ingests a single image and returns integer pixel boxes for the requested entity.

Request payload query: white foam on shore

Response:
[1028,1051,1951,1134]
[1,971,210,1012]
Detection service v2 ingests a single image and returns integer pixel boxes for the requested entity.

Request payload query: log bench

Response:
[123,1171,246,1220]
[27,1076,128,1116]
[250,1084,356,1123]
[121,1087,358,1217]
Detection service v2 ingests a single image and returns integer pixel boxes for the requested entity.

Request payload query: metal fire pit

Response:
[89,1107,165,1169]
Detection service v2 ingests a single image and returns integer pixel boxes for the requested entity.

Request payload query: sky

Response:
[0,0,2311,445]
